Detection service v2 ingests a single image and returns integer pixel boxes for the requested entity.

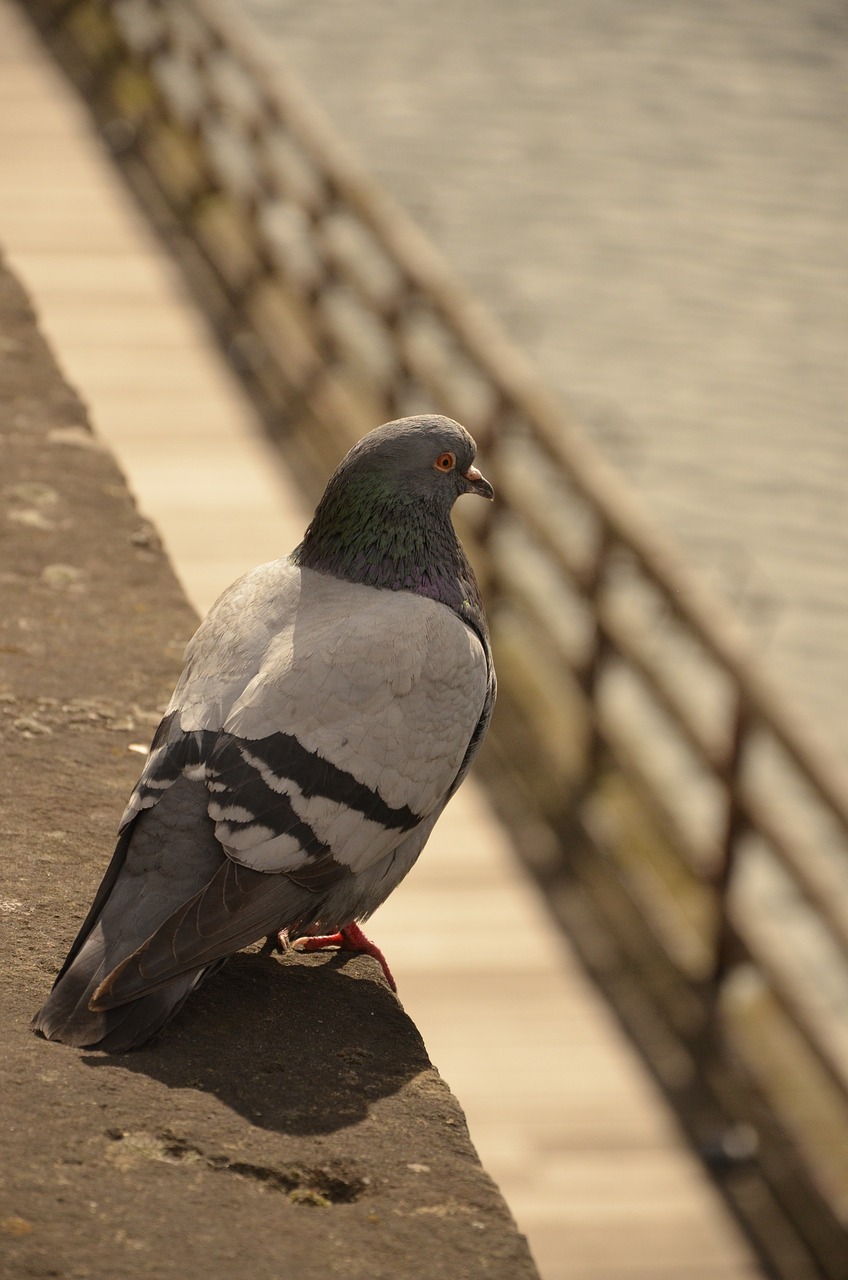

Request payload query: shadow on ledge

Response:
[82,949,430,1137]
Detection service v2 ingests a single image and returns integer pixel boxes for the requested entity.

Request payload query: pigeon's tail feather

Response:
[30,925,212,1051]
[90,855,340,1011]
[32,777,230,1051]
[32,983,205,1052]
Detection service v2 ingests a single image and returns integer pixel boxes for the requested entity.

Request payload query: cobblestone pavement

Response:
[240,0,848,759]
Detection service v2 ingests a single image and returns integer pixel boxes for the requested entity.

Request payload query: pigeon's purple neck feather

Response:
[293,469,488,639]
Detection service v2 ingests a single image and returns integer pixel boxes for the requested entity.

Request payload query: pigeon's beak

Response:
[461,464,495,501]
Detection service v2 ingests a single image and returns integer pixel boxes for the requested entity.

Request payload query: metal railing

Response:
[24,1,848,1272]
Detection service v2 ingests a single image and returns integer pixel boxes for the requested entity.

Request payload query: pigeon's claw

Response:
[261,928,292,955]
[293,922,397,992]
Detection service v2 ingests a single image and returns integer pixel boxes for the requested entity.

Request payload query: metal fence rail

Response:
[24,1,848,1273]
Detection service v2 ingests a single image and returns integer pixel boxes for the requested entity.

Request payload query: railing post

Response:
[574,523,613,795]
[458,397,507,626]
[710,693,751,988]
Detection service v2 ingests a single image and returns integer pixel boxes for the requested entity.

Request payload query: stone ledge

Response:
[0,253,539,1280]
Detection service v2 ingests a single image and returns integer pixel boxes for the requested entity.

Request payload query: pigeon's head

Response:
[294,415,494,593]
[336,415,494,512]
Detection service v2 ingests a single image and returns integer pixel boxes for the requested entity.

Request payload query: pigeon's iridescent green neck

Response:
[292,471,488,639]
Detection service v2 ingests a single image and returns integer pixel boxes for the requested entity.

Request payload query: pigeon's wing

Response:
[445,639,496,800]
[206,572,488,873]
[36,557,312,1036]
[91,855,327,1009]
[48,824,136,987]
[118,557,302,831]
[93,570,488,1010]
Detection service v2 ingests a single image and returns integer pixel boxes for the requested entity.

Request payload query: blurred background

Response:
[242,0,848,758]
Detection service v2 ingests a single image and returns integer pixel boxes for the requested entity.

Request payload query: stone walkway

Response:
[242,0,848,762]
[0,4,763,1278]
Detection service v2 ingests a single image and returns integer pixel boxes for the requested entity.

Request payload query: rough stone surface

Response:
[0,254,539,1280]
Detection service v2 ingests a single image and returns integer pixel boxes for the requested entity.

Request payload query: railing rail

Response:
[25,1,848,1273]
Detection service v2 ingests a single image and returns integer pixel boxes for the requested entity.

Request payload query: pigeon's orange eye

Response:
[434,451,456,472]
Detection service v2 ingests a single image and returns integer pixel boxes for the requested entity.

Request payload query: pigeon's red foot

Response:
[293,921,397,992]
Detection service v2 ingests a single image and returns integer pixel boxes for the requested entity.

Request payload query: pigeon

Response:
[32,414,496,1052]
